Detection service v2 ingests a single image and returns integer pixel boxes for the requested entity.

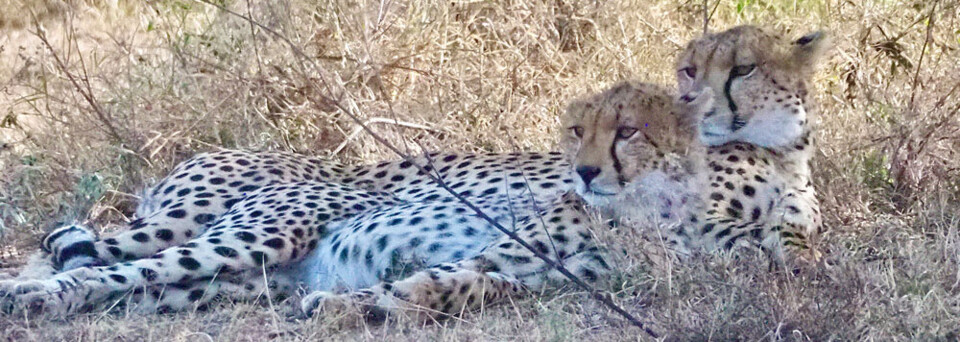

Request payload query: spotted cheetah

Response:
[0,77,692,318]
[670,25,828,262]
[1,149,582,316]
[0,25,826,322]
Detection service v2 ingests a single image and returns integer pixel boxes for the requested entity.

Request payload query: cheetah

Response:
[669,25,828,263]
[0,25,826,323]
[0,149,581,316]
[0,79,688,319]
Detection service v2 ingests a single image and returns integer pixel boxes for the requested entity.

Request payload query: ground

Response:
[0,0,958,340]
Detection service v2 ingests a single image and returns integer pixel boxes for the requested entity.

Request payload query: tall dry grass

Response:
[0,0,958,340]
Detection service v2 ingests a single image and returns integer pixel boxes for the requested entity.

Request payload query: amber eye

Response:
[570,126,584,138]
[616,127,638,140]
[730,64,756,78]
[679,66,697,78]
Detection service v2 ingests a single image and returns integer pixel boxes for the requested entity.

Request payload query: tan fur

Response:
[560,81,694,204]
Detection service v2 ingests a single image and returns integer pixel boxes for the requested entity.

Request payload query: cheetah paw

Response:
[300,291,352,318]
[0,268,101,317]
[0,279,70,317]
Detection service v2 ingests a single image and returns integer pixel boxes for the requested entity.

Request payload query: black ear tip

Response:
[795,31,824,46]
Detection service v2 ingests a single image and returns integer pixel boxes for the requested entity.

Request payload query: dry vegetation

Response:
[0,0,959,340]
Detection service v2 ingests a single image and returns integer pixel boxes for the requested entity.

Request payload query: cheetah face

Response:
[676,26,828,148]
[560,81,692,208]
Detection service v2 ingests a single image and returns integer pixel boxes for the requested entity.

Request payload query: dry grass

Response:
[1,0,959,340]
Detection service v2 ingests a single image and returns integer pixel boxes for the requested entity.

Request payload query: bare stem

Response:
[34,24,126,146]
[909,0,939,111]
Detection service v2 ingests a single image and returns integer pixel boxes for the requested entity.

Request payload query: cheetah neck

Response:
[605,150,699,226]
[761,127,815,187]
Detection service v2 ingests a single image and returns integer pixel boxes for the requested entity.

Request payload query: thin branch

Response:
[702,0,709,34]
[331,118,445,156]
[34,25,125,146]
[193,0,658,337]
[702,0,720,35]
[909,0,939,111]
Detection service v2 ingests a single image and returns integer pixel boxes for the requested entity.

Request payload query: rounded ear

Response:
[671,87,714,150]
[791,30,829,71]
[562,97,590,125]
[675,87,713,127]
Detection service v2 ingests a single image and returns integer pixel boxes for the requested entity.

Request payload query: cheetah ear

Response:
[563,97,590,121]
[791,30,829,71]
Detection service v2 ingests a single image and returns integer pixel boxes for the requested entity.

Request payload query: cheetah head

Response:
[560,81,695,208]
[676,25,828,148]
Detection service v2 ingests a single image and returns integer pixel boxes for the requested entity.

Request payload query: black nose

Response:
[575,166,601,185]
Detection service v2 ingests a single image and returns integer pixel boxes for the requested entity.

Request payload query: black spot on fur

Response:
[140,268,158,281]
[214,246,239,258]
[263,238,286,249]
[250,251,268,266]
[194,214,216,225]
[235,231,257,243]
[167,209,187,219]
[132,232,150,243]
[224,198,242,209]
[109,274,127,284]
[155,229,174,241]
[178,257,201,270]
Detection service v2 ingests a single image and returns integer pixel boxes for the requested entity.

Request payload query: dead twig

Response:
[702,0,709,34]
[33,24,126,146]
[909,0,939,111]
[331,118,445,156]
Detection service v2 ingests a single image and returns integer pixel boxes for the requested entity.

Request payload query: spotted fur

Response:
[1,149,588,317]
[673,25,827,262]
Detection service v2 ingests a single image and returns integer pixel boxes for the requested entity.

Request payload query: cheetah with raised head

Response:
[670,25,829,263]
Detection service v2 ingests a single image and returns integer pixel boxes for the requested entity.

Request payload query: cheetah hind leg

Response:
[0,225,99,281]
[300,260,523,324]
[41,224,104,272]
[123,271,301,314]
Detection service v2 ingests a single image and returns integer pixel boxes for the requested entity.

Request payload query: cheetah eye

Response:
[730,64,756,78]
[678,66,697,78]
[570,126,584,138]
[616,127,638,140]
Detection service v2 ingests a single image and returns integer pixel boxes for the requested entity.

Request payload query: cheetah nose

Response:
[575,166,601,185]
